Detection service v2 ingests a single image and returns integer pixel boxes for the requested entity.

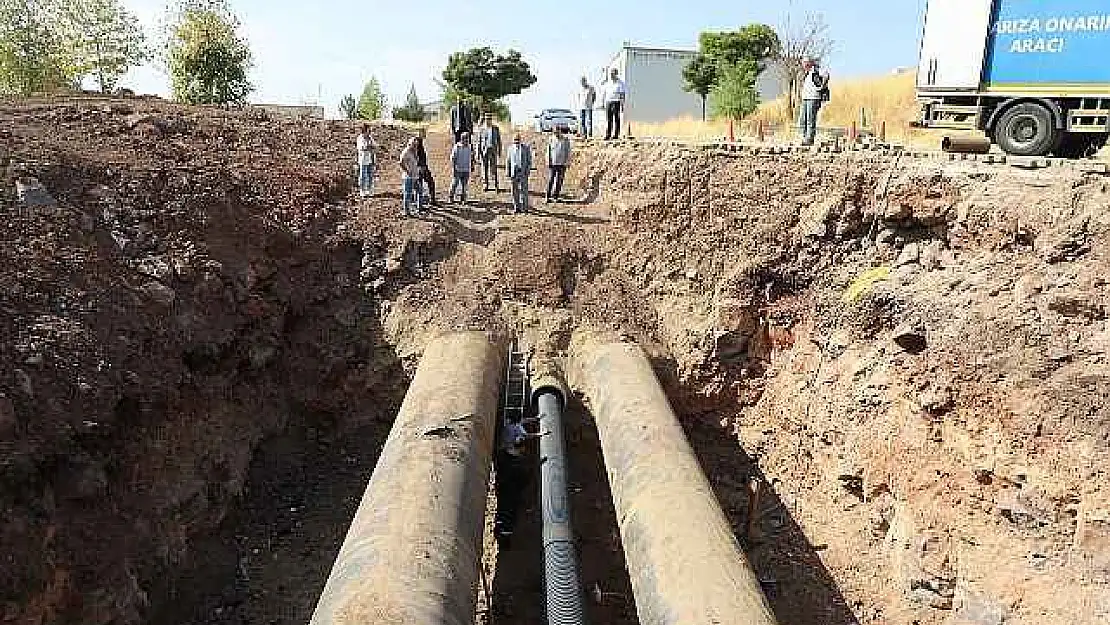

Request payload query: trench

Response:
[139,326,863,625]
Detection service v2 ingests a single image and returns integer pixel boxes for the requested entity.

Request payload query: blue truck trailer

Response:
[917,0,1110,157]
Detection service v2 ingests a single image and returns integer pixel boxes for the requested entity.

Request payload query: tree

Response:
[392,85,425,122]
[435,78,510,122]
[682,53,716,121]
[710,61,761,120]
[164,0,252,105]
[483,98,511,122]
[339,94,357,120]
[686,24,779,122]
[53,0,147,92]
[0,0,70,95]
[355,77,386,120]
[774,12,833,116]
[700,25,780,72]
[442,47,536,112]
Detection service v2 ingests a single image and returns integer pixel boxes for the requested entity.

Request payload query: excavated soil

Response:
[3,96,1109,625]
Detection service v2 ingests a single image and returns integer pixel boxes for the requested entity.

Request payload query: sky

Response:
[119,0,929,120]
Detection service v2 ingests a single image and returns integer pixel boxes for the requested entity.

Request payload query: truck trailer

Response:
[918,0,1110,157]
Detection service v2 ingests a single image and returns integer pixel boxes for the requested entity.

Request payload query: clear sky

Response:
[120,0,929,120]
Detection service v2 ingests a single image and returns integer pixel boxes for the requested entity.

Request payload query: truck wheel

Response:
[994,103,1058,157]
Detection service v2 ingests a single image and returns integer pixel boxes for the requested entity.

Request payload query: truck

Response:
[917,0,1110,157]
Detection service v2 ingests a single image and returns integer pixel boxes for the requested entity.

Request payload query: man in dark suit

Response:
[449,98,474,144]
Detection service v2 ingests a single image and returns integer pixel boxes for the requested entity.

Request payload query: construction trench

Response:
[307,331,779,625]
[5,99,1110,625]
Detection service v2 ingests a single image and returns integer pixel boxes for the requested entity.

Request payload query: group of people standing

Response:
[357,99,576,217]
[575,68,627,140]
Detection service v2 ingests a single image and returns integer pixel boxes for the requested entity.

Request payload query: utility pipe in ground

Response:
[942,134,992,154]
[532,374,588,625]
[308,332,504,625]
[568,333,779,625]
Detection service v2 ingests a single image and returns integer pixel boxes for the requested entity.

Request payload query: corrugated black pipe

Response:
[533,375,588,625]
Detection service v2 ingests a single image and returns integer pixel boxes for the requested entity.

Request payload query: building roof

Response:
[623,44,697,55]
[606,44,698,69]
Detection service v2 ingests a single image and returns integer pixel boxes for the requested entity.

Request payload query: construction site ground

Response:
[2,96,1108,625]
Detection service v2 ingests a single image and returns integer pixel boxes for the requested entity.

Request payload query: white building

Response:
[594,44,785,124]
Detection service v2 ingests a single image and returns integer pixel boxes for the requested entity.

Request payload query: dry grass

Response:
[748,70,920,139]
[629,70,955,148]
[630,116,733,142]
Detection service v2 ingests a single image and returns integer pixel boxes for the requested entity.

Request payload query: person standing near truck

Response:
[577,76,597,139]
[601,68,627,140]
[798,58,831,147]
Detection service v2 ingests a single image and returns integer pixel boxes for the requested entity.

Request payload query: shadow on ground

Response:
[680,412,861,625]
[158,417,396,625]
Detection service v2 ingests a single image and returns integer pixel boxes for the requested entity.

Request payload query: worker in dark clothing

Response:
[493,416,543,549]
[414,134,439,208]
[449,99,474,144]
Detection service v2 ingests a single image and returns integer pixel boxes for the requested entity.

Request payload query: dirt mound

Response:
[3,96,1109,625]
[1,97,410,624]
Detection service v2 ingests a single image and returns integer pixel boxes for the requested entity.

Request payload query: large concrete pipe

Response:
[568,333,778,625]
[308,332,504,625]
[532,374,588,625]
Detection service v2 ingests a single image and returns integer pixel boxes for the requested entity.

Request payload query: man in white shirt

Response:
[576,76,597,139]
[601,68,627,140]
[798,58,831,147]
[356,124,378,198]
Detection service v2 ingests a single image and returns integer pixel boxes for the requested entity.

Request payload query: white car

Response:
[534,108,578,133]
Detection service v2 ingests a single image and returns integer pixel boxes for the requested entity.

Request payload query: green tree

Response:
[442,47,536,111]
[436,78,510,122]
[0,0,70,95]
[356,77,385,119]
[689,23,779,121]
[682,53,716,121]
[392,84,425,122]
[483,98,511,122]
[339,94,357,120]
[164,0,252,105]
[54,0,147,92]
[710,61,760,120]
[700,25,780,71]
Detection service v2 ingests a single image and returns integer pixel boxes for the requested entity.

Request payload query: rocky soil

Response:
[2,96,1108,625]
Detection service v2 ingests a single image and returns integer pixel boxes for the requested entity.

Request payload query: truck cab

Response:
[917,0,1110,158]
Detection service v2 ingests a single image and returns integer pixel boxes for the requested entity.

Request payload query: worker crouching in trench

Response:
[493,414,544,549]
